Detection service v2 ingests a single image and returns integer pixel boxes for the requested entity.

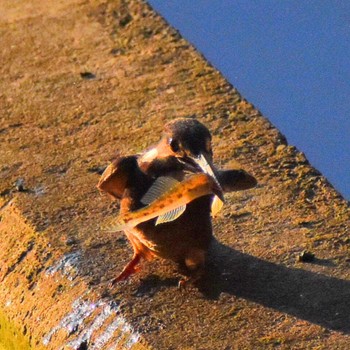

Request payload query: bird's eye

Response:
[169,138,180,153]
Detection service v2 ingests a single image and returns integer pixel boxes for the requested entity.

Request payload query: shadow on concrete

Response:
[98,237,350,334]
[132,274,178,298]
[195,239,350,333]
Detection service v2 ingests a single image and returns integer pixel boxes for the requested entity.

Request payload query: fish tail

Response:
[106,223,126,232]
[101,218,127,232]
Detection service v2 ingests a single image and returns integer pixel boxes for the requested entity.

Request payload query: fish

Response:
[104,173,224,232]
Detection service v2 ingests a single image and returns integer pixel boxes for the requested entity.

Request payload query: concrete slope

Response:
[0,0,349,349]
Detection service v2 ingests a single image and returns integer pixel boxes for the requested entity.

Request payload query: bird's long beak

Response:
[192,153,224,201]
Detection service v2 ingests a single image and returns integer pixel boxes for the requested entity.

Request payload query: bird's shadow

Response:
[193,239,350,334]
[132,274,179,298]
[131,239,350,334]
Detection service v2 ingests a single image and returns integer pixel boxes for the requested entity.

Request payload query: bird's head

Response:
[164,118,212,160]
[162,118,223,195]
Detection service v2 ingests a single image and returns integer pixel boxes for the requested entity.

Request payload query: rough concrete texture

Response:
[0,0,349,349]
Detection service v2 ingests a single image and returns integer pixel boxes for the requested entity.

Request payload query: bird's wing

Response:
[216,169,257,192]
[97,156,138,200]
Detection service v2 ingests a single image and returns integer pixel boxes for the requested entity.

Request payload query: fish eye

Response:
[169,138,180,153]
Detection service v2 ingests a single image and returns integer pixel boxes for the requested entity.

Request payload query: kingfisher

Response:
[97,118,257,287]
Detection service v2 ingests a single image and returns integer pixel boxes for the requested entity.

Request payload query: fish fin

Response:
[141,176,180,205]
[211,195,224,217]
[155,205,186,225]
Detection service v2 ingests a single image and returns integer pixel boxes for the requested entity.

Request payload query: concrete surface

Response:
[0,0,349,349]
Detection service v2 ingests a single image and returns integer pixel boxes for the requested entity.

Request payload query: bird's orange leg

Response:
[110,253,141,286]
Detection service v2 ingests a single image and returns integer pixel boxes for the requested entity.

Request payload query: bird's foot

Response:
[109,265,141,287]
[178,277,190,290]
[177,270,204,290]
[109,255,141,287]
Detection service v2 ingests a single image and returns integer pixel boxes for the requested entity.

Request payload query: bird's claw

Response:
[109,264,141,287]
[178,277,189,290]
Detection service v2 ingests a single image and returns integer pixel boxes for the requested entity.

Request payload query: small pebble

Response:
[298,250,315,263]
[80,72,96,80]
[110,48,124,56]
[66,237,78,246]
[14,178,26,192]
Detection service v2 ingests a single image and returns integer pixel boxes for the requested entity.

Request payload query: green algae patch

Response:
[0,311,32,350]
